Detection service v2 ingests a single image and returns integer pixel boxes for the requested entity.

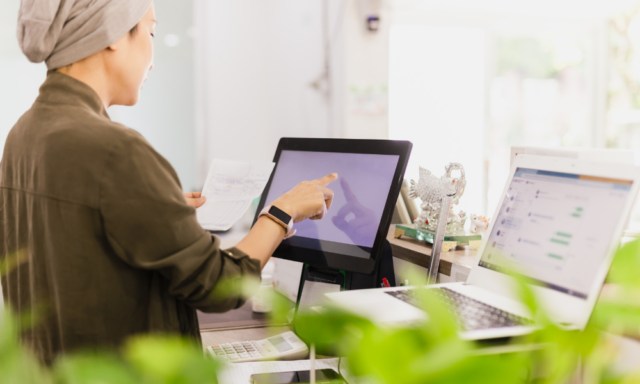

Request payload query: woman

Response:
[1,0,336,364]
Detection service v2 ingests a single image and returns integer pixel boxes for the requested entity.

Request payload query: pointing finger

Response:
[314,173,338,187]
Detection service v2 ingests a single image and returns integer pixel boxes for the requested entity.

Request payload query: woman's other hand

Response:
[184,192,207,208]
[272,173,338,223]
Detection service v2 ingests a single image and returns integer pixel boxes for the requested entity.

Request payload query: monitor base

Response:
[292,239,395,317]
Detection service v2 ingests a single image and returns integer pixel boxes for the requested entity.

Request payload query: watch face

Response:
[269,205,291,224]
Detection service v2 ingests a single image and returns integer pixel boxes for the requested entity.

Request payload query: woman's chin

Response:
[116,92,141,107]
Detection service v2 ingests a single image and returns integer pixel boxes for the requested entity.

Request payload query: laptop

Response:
[325,155,640,340]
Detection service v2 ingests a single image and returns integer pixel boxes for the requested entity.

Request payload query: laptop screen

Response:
[263,150,400,259]
[478,168,633,299]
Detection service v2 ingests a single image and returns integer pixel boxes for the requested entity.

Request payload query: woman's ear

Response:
[107,42,120,51]
[107,33,129,51]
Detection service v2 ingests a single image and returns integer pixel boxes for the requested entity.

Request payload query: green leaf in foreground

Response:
[54,353,139,384]
[0,310,53,384]
[125,336,220,384]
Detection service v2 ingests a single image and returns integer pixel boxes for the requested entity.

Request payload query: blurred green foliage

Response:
[287,240,640,383]
[2,240,640,383]
[497,38,557,79]
[0,310,221,384]
[496,37,585,79]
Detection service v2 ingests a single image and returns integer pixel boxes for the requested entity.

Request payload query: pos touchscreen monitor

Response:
[253,138,412,274]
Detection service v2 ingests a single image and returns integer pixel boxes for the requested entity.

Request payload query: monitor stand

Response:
[292,239,394,318]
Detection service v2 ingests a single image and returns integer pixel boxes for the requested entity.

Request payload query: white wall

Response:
[110,0,198,191]
[343,0,392,140]
[0,0,47,161]
[194,0,345,186]
[0,0,198,192]
[404,0,640,18]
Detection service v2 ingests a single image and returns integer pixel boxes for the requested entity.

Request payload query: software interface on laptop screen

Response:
[264,150,400,259]
[479,168,633,299]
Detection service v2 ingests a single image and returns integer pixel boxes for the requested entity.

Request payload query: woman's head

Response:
[100,4,156,106]
[17,0,155,107]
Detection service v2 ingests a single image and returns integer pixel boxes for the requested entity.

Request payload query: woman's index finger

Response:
[315,173,338,186]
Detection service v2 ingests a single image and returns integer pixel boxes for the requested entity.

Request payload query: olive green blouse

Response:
[0,71,260,364]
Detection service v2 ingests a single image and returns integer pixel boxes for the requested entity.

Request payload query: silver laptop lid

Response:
[468,155,640,328]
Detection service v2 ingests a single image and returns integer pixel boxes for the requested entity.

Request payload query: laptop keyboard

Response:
[386,287,532,331]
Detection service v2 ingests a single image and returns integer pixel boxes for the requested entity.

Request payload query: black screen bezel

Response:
[252,138,412,274]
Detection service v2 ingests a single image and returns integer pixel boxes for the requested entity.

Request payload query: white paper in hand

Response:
[197,159,275,231]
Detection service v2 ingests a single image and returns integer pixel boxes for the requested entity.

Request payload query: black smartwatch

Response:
[259,205,295,239]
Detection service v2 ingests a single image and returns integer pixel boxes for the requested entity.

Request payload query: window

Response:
[389,19,602,217]
[487,28,594,213]
[389,25,486,215]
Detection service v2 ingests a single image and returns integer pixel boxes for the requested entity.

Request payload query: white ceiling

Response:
[393,0,640,19]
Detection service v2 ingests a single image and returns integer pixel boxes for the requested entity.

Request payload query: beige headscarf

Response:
[17,0,153,70]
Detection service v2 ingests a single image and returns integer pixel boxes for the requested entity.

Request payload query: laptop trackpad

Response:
[331,290,427,323]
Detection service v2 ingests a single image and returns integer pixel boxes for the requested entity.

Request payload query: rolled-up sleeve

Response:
[99,131,260,313]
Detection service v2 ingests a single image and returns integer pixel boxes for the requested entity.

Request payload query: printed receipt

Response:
[216,358,363,384]
[196,159,275,231]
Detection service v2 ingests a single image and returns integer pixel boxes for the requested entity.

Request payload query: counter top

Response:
[388,227,479,277]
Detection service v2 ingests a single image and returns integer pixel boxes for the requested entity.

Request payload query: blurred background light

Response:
[164,33,181,47]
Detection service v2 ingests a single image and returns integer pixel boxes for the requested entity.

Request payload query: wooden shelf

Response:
[387,227,478,277]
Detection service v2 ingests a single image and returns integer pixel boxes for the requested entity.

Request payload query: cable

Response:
[310,0,348,89]
[328,0,349,53]
[311,0,349,137]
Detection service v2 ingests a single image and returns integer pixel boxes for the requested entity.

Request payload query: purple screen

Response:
[265,150,400,248]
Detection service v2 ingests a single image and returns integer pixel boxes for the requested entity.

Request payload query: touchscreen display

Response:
[264,150,400,259]
[479,168,632,299]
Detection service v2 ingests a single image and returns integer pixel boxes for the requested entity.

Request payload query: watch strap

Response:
[259,205,296,239]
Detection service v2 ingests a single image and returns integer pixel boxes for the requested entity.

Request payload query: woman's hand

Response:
[184,192,207,208]
[271,173,338,223]
[235,173,337,269]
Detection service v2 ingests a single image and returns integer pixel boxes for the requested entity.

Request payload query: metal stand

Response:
[427,194,454,285]
[291,240,395,357]
[293,240,395,318]
[293,265,346,320]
